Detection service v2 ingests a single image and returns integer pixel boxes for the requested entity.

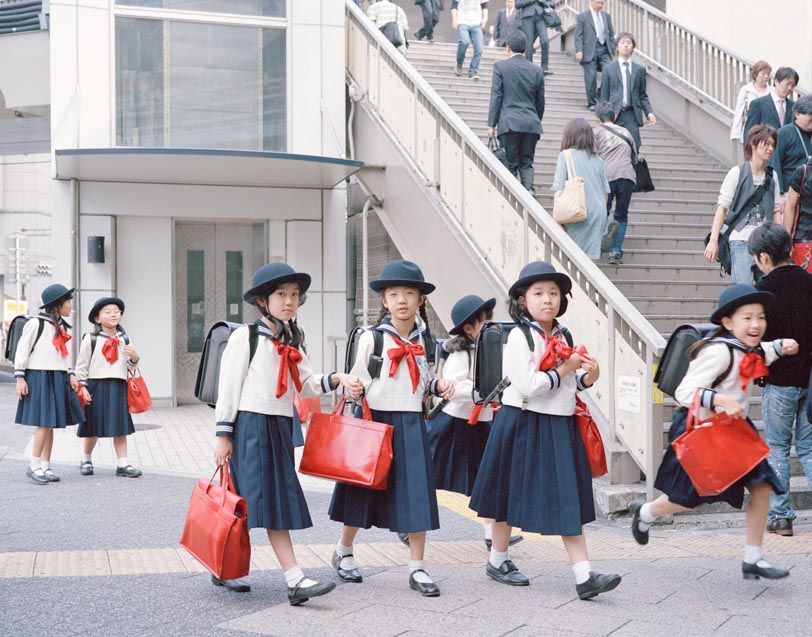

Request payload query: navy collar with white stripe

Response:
[376,318,425,343]
[37,313,71,330]
[709,333,763,355]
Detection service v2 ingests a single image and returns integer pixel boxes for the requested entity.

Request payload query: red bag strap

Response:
[206,465,236,508]
[332,396,373,420]
[685,390,702,433]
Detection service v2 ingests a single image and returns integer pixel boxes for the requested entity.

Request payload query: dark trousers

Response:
[499,131,539,192]
[582,41,612,106]
[615,107,642,148]
[521,15,549,71]
[416,2,435,40]
[606,178,635,254]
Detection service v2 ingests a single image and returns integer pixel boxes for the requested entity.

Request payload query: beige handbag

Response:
[552,149,587,224]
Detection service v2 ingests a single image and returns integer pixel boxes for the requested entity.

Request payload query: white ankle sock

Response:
[483,522,493,540]
[744,545,771,568]
[81,453,92,463]
[284,566,316,588]
[638,502,656,532]
[40,460,50,471]
[335,542,356,570]
[30,457,40,471]
[117,457,128,468]
[572,560,592,585]
[488,549,509,569]
[409,560,432,584]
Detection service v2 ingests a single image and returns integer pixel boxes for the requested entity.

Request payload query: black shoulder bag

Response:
[604,124,655,193]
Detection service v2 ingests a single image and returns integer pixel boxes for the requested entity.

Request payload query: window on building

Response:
[116,18,286,151]
[116,1,285,18]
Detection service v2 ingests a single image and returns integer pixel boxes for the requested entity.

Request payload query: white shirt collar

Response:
[771,89,785,104]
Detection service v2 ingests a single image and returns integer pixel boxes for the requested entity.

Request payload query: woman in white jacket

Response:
[731,60,771,143]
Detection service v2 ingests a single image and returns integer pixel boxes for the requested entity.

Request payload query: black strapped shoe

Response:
[331,550,362,583]
[486,559,530,586]
[211,575,251,593]
[42,469,61,482]
[26,468,49,485]
[409,570,440,597]
[576,572,622,600]
[79,461,94,476]
[116,465,143,478]
[629,501,649,545]
[484,535,524,550]
[742,562,790,580]
[288,580,336,606]
[397,532,410,547]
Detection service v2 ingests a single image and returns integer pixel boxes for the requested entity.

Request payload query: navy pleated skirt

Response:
[654,407,784,509]
[427,411,491,496]
[77,378,134,438]
[469,406,596,536]
[229,411,313,531]
[328,409,440,533]
[16,369,85,429]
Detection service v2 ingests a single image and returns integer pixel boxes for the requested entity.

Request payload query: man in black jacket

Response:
[487,30,545,193]
[516,0,552,75]
[574,0,614,109]
[750,223,812,538]
[771,94,812,196]
[492,0,519,47]
[744,67,798,138]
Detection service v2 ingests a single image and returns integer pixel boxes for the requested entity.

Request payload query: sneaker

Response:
[601,219,618,253]
[766,518,794,537]
[455,64,463,76]
[26,467,49,485]
[608,252,623,265]
[469,72,480,81]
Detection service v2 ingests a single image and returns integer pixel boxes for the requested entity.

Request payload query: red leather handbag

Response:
[299,397,394,490]
[294,394,322,425]
[179,466,251,580]
[672,391,771,496]
[127,368,152,413]
[574,397,607,478]
[790,164,812,272]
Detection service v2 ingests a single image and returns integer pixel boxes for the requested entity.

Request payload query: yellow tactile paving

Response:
[4,532,812,579]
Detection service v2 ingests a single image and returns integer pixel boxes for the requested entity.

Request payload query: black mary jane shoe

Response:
[288,580,336,606]
[576,572,622,600]
[26,468,49,485]
[484,535,524,550]
[331,550,362,583]
[42,469,61,482]
[409,570,440,597]
[397,532,411,547]
[629,501,649,546]
[211,575,251,593]
[116,465,143,478]
[486,559,530,586]
[79,461,94,476]
[742,562,790,580]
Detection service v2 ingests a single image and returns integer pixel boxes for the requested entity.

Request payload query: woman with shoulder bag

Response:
[705,125,781,284]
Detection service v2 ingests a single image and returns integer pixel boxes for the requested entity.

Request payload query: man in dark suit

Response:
[600,32,655,149]
[487,30,545,193]
[744,67,799,138]
[415,0,445,42]
[771,95,812,198]
[574,0,614,109]
[516,0,552,75]
[492,0,519,47]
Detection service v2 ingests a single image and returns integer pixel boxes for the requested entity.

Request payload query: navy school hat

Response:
[243,263,312,304]
[370,260,436,294]
[88,297,125,324]
[40,283,74,309]
[449,295,496,335]
[509,261,573,317]
[710,283,775,325]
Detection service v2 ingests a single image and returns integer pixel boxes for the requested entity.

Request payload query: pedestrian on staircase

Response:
[414,0,435,43]
[487,30,545,194]
[366,0,410,54]
[599,32,655,149]
[704,124,780,285]
[730,60,772,144]
[629,283,798,582]
[552,118,610,259]
[491,0,519,48]
[770,94,812,199]
[743,67,798,140]
[574,0,614,111]
[749,223,812,538]
[593,101,636,265]
[451,0,488,80]
[515,0,553,75]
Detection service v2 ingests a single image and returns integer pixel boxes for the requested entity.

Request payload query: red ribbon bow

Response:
[538,336,573,372]
[101,337,120,364]
[274,341,303,399]
[388,340,426,393]
[739,352,769,391]
[52,326,71,359]
[468,402,499,425]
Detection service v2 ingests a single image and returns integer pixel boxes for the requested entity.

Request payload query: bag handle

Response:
[685,390,702,434]
[206,465,236,508]
[333,395,373,421]
[563,149,576,181]
[603,123,638,160]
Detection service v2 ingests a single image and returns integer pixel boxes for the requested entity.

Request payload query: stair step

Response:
[622,236,708,251]
[614,279,729,297]
[597,249,708,267]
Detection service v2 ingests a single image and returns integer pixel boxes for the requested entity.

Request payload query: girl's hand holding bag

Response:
[552,149,587,225]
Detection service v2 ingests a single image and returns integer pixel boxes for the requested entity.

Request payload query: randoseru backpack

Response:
[654,323,734,397]
[5,316,46,363]
[194,322,259,407]
[344,325,436,377]
[473,321,573,404]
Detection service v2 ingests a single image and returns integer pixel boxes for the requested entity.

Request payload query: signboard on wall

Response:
[4,299,28,322]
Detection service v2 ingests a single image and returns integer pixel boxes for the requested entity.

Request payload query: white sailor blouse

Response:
[441,347,493,422]
[74,331,137,385]
[13,315,75,376]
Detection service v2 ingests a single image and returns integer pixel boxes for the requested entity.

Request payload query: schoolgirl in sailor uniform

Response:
[427,294,523,549]
[469,261,622,600]
[15,284,85,485]
[630,283,798,580]
[212,263,362,605]
[74,297,142,478]
[329,260,454,597]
